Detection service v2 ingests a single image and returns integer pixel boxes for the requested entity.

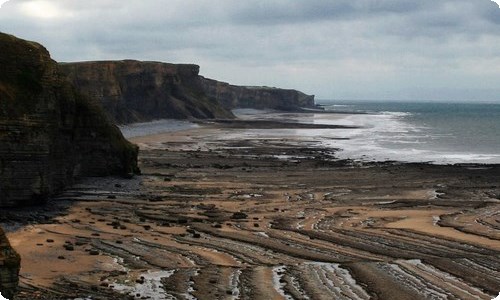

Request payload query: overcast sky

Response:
[1,0,500,102]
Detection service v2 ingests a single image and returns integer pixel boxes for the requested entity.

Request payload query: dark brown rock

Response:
[59,60,234,124]
[0,226,20,299]
[231,212,248,220]
[0,32,139,207]
[201,77,315,111]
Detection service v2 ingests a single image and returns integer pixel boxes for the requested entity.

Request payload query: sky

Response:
[1,0,500,102]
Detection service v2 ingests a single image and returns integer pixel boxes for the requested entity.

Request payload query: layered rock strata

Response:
[0,227,20,299]
[0,32,139,208]
[201,77,316,111]
[60,61,234,124]
[60,60,315,124]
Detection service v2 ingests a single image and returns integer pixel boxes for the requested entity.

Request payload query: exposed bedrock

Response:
[0,32,139,207]
[0,227,20,299]
[201,76,316,111]
[60,60,235,124]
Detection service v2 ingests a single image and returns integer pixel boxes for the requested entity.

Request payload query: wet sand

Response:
[2,118,500,299]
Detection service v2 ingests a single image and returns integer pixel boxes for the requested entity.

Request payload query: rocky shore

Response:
[1,116,499,299]
[0,32,138,297]
[1,32,498,300]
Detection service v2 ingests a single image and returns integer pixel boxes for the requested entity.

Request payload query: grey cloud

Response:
[227,0,426,25]
[0,0,499,101]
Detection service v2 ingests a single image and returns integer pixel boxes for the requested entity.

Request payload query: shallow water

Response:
[112,270,175,299]
[119,119,198,138]
[318,100,500,164]
[232,103,500,164]
[120,103,500,164]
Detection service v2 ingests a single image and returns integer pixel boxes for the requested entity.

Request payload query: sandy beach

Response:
[2,113,500,299]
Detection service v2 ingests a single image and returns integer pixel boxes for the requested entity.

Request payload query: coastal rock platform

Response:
[3,121,499,299]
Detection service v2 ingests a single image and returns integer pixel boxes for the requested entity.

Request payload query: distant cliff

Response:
[201,77,315,111]
[0,227,20,299]
[60,60,316,123]
[60,61,234,124]
[0,32,139,208]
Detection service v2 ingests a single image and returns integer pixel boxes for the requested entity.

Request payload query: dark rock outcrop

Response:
[0,32,139,208]
[60,61,234,124]
[201,77,315,111]
[0,227,20,299]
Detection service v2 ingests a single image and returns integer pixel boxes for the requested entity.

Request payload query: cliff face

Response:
[0,32,139,208]
[60,61,234,124]
[201,77,315,111]
[0,227,20,299]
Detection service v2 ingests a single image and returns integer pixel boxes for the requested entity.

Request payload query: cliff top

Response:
[60,59,198,67]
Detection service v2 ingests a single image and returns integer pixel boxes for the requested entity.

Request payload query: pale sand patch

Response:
[191,247,240,267]
[381,210,500,251]
[131,235,241,267]
[254,266,285,300]
[129,127,219,150]
[7,227,121,288]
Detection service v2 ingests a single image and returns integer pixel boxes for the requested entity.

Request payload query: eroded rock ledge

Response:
[0,32,139,208]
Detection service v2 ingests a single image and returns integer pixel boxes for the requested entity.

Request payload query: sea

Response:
[315,100,500,164]
[119,101,500,165]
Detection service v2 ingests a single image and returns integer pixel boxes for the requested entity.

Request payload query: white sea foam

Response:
[272,266,293,300]
[228,269,242,299]
[126,104,499,165]
[112,270,175,299]
[312,111,500,164]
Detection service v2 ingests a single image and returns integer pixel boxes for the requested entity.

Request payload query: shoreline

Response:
[2,114,499,299]
[122,114,500,167]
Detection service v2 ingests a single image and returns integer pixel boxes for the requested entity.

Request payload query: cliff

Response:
[201,77,315,111]
[60,60,316,123]
[0,227,19,299]
[0,32,139,208]
[60,61,234,124]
